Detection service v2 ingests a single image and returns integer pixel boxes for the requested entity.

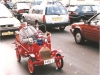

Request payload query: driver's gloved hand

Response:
[28,38,33,43]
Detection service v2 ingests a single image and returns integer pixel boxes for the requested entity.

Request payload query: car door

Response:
[90,14,100,42]
[83,14,100,42]
[92,22,100,42]
[81,6,93,20]
[83,23,95,41]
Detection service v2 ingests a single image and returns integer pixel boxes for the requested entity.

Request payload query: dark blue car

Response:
[68,5,98,24]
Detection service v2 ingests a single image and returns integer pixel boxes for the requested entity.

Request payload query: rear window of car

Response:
[45,5,68,15]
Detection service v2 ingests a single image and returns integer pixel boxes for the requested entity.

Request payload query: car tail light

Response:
[43,15,46,22]
[18,10,24,14]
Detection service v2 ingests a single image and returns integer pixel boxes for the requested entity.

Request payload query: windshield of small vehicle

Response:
[46,5,68,15]
[0,4,13,17]
[17,2,31,9]
[68,5,78,11]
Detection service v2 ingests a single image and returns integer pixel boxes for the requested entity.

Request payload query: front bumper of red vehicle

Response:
[32,56,64,66]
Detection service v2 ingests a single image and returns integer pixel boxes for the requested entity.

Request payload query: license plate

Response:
[2,31,14,36]
[52,17,62,21]
[44,58,55,65]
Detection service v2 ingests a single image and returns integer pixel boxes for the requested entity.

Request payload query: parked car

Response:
[11,1,32,21]
[69,5,98,24]
[22,4,70,30]
[70,13,100,44]
[0,3,21,36]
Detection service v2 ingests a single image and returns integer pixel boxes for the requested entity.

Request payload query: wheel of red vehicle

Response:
[75,30,85,44]
[55,54,64,69]
[16,49,21,62]
[28,58,34,73]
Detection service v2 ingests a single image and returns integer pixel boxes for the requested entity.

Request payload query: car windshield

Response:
[91,14,100,26]
[68,6,78,11]
[0,4,13,17]
[46,5,67,15]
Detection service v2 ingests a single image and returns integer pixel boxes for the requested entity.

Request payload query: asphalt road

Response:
[0,26,99,75]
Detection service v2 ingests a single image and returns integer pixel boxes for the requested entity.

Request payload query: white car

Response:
[11,1,31,21]
[0,3,20,36]
[22,4,70,30]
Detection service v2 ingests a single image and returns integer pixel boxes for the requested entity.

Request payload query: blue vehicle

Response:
[68,5,98,24]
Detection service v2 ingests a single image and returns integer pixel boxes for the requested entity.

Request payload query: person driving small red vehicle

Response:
[14,22,64,73]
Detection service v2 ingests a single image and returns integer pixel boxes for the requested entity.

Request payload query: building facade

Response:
[59,0,100,5]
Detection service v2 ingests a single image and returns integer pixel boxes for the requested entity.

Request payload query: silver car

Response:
[22,4,70,30]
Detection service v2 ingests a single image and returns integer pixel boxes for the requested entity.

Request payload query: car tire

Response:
[20,17,25,23]
[16,49,21,62]
[35,22,40,30]
[75,30,85,44]
[55,54,64,69]
[28,58,34,74]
